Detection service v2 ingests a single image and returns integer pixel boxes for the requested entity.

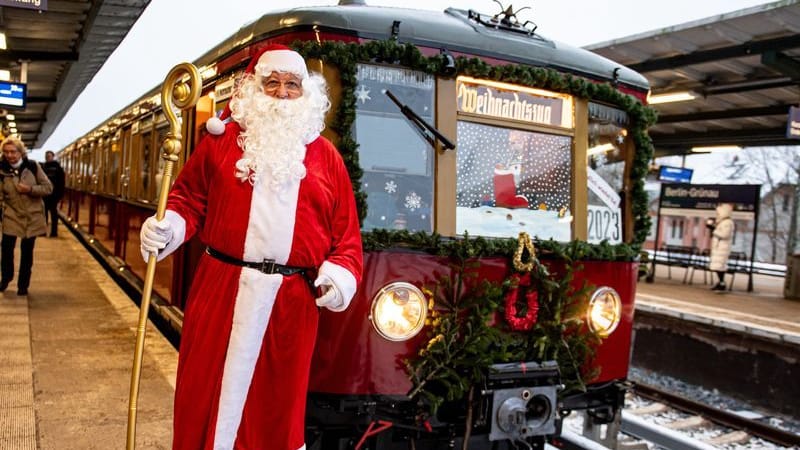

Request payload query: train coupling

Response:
[485,361,560,441]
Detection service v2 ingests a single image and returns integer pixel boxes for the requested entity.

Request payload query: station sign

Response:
[0,81,26,109]
[0,0,46,11]
[658,183,760,220]
[456,76,573,128]
[658,165,693,183]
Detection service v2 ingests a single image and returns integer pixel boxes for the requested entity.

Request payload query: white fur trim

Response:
[255,49,309,80]
[213,270,283,450]
[212,157,304,446]
[156,210,185,262]
[317,260,358,312]
[241,156,303,263]
[206,116,226,135]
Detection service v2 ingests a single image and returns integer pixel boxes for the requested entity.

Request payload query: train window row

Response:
[60,62,631,244]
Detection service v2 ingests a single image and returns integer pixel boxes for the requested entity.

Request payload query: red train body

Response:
[310,255,637,395]
[57,3,654,448]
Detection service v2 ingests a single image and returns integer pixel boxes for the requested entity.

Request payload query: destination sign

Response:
[456,76,573,128]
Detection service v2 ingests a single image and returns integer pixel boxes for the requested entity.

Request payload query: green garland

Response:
[293,39,654,417]
[404,236,598,415]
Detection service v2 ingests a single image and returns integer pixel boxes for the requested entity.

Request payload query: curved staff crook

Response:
[126,62,201,450]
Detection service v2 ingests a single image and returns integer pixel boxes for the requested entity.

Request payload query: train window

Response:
[587,103,630,244]
[139,130,152,201]
[354,64,434,232]
[154,123,170,200]
[121,127,133,199]
[109,132,121,196]
[80,145,91,190]
[97,138,108,193]
[456,122,572,240]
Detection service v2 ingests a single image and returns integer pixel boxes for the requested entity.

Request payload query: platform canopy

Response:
[588,0,800,157]
[0,0,150,149]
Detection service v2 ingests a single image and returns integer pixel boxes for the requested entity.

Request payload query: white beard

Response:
[229,74,329,192]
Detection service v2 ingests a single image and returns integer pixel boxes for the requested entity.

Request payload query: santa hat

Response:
[205,44,309,135]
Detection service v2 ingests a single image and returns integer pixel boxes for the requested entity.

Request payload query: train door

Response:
[153,113,170,202]
[134,115,154,203]
[77,144,92,229]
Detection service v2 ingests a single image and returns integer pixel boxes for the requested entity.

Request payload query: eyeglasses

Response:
[260,73,303,99]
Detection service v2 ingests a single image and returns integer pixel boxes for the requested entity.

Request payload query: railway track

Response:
[617,382,800,449]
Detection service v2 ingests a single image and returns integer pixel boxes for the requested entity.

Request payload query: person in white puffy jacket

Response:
[708,203,735,291]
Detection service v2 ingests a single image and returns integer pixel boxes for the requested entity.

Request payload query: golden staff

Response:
[126,62,201,450]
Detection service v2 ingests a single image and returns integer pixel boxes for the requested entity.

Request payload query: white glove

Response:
[314,273,344,311]
[140,215,173,262]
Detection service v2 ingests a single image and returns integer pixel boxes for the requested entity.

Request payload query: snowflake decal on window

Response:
[385,180,397,194]
[355,85,372,104]
[405,191,422,211]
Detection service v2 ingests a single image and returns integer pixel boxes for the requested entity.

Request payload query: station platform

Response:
[2,226,799,448]
[0,222,176,449]
[637,264,800,342]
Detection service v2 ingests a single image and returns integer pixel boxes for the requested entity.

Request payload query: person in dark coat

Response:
[0,137,53,296]
[41,150,66,237]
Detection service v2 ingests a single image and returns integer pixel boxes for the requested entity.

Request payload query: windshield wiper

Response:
[383,89,455,151]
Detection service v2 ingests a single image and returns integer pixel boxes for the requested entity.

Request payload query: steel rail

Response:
[632,382,800,448]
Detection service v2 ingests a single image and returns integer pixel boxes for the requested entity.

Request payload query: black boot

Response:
[711,282,726,291]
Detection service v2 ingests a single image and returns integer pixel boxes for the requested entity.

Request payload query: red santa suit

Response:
[162,119,362,450]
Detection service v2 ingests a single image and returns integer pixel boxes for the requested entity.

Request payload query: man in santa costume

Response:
[140,44,363,450]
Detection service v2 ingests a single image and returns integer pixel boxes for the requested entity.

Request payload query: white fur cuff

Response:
[317,261,358,312]
[159,210,186,260]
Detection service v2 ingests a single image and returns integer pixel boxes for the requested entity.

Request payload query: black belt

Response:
[205,246,311,277]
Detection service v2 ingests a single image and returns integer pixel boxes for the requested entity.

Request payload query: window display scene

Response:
[354,65,435,232]
[456,122,572,241]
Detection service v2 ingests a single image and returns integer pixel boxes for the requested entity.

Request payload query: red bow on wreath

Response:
[504,272,539,331]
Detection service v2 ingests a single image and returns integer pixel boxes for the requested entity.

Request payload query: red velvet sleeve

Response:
[325,144,364,285]
[166,135,216,243]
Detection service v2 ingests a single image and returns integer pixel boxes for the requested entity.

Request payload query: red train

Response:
[58,2,654,448]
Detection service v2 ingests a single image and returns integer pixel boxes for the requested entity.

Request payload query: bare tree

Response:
[734,147,800,262]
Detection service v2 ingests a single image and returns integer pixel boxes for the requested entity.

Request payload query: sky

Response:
[33,0,773,159]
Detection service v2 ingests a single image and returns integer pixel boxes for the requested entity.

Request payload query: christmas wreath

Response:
[504,272,540,331]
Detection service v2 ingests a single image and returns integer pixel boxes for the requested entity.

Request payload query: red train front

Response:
[57,2,654,449]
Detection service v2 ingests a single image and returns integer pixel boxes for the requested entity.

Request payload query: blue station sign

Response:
[658,165,694,183]
[0,81,27,109]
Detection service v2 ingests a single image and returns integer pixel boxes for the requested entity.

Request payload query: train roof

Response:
[64,4,650,149]
[195,4,649,92]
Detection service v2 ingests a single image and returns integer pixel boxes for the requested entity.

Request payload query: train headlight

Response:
[370,282,428,341]
[587,287,621,338]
